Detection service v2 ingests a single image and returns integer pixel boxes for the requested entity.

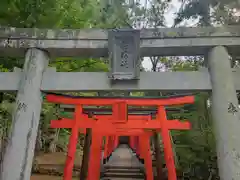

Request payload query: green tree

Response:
[174,0,240,26]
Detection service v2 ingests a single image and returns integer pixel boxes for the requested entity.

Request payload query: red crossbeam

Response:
[92,114,151,121]
[46,94,194,106]
[46,94,195,180]
[51,118,191,130]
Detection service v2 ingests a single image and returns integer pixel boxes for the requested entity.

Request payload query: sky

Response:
[140,0,182,70]
[162,0,182,27]
[139,0,182,27]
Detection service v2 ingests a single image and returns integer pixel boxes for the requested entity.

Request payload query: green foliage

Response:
[0,0,225,179]
[147,54,218,178]
[170,93,218,179]
[174,0,240,26]
[51,58,108,72]
[0,0,115,155]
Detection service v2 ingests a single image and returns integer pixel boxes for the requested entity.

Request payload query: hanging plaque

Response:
[108,29,140,80]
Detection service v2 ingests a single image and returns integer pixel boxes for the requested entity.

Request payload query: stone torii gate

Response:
[0,26,240,180]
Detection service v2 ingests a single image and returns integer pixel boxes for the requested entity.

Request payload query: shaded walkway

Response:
[107,145,143,167]
[102,145,145,180]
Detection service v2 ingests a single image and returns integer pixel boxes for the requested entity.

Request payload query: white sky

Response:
[140,0,182,70]
[163,0,182,27]
[139,0,182,27]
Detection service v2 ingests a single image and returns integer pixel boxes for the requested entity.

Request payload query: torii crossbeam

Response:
[46,93,195,180]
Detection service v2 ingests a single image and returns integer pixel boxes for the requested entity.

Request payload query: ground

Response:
[31,175,79,180]
[31,151,82,180]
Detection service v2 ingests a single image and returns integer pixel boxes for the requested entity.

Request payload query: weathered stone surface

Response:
[107,145,143,168]
[1,26,240,57]
[108,29,140,80]
[208,46,240,180]
[2,70,240,91]
[1,26,240,39]
[0,48,49,180]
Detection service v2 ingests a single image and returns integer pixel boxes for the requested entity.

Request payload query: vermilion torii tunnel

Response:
[46,93,194,180]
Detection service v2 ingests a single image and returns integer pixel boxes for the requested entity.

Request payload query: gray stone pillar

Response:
[208,46,240,180]
[0,48,49,180]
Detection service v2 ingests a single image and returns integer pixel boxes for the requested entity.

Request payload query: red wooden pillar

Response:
[113,101,127,123]
[112,136,115,149]
[129,136,134,150]
[104,136,109,159]
[114,135,119,149]
[110,136,114,155]
[64,105,81,180]
[135,136,140,157]
[111,136,114,152]
[158,106,177,180]
[140,134,154,180]
[87,131,103,180]
[134,136,137,154]
[134,136,138,152]
[108,136,113,156]
[139,137,144,159]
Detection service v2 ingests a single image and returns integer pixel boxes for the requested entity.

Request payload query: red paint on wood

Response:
[129,136,134,150]
[114,136,119,148]
[135,137,140,157]
[158,106,177,180]
[46,94,195,180]
[46,94,194,106]
[91,114,151,121]
[140,134,154,180]
[63,105,82,180]
[51,118,190,130]
[87,131,103,180]
[112,101,127,123]
[104,136,109,159]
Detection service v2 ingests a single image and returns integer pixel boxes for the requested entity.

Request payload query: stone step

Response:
[104,165,143,170]
[102,145,145,180]
[101,178,144,180]
[104,168,142,174]
[103,172,144,179]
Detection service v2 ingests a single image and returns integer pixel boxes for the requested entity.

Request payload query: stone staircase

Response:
[101,145,145,180]
[102,165,145,179]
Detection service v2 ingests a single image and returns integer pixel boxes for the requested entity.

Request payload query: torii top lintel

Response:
[1,25,240,57]
[46,93,195,106]
[46,93,195,132]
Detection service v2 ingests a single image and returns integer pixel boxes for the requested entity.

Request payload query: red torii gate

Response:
[46,94,195,180]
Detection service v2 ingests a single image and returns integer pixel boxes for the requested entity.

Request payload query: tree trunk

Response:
[35,128,42,154]
[48,128,60,153]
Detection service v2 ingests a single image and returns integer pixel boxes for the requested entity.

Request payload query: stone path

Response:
[102,145,145,180]
[107,145,143,168]
[31,145,146,180]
